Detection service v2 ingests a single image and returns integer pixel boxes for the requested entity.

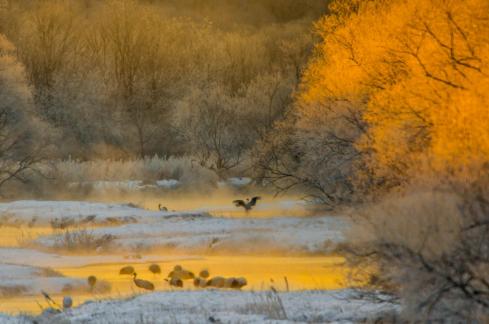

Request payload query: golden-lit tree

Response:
[299,0,489,193]
[296,0,489,319]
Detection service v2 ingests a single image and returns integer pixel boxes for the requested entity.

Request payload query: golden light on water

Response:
[0,256,350,315]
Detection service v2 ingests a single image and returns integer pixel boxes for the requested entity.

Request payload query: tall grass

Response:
[52,228,116,252]
[240,288,288,320]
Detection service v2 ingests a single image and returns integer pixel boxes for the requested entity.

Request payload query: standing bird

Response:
[168,265,194,280]
[166,277,184,288]
[149,264,161,276]
[199,269,210,279]
[87,275,97,292]
[119,265,135,275]
[233,196,261,212]
[158,204,168,212]
[133,273,155,291]
[235,277,247,289]
[193,277,206,288]
[63,296,73,310]
[206,276,226,288]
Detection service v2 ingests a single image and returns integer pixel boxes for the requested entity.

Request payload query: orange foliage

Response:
[299,0,489,185]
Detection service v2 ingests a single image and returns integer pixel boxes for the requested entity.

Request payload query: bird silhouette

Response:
[148,264,161,277]
[133,273,155,291]
[119,265,135,275]
[206,276,226,288]
[63,296,73,310]
[87,275,97,292]
[166,277,184,288]
[193,277,206,288]
[233,196,261,212]
[199,269,210,279]
[168,265,194,280]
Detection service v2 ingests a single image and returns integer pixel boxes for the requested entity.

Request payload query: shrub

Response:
[346,173,489,321]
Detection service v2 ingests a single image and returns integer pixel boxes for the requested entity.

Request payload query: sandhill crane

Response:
[168,265,194,280]
[63,296,73,310]
[233,196,261,212]
[199,269,210,279]
[148,264,161,276]
[236,277,247,288]
[133,273,155,291]
[158,204,168,212]
[206,276,225,288]
[224,277,239,289]
[87,275,97,292]
[166,277,183,288]
[193,277,206,288]
[119,265,135,275]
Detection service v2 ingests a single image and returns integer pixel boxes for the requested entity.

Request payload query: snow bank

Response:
[36,215,347,254]
[12,289,398,323]
[0,248,200,269]
[218,177,253,188]
[0,200,205,227]
[0,263,86,297]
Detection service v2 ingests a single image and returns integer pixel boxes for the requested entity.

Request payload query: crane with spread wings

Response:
[233,196,261,212]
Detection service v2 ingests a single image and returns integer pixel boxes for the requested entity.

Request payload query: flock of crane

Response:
[40,196,264,313]
[86,264,248,292]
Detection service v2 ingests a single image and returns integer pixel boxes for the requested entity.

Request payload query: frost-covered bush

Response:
[52,229,116,252]
[52,156,219,189]
[347,173,489,321]
[0,34,53,190]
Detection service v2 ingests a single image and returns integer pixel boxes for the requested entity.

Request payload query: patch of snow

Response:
[155,179,180,189]
[36,215,347,254]
[0,248,201,269]
[0,263,85,297]
[226,177,252,187]
[0,200,205,226]
[68,179,182,192]
[11,289,398,323]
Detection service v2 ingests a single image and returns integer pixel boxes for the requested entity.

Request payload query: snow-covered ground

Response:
[0,200,205,227]
[67,177,253,193]
[0,199,397,322]
[0,248,199,269]
[0,264,87,297]
[11,290,398,324]
[36,215,346,254]
[0,200,346,254]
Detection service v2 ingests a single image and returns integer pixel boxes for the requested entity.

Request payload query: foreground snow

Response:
[10,290,398,323]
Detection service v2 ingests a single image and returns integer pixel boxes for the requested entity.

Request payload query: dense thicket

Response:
[260,0,489,204]
[0,0,325,168]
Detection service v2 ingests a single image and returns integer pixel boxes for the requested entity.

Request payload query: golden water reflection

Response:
[0,255,349,315]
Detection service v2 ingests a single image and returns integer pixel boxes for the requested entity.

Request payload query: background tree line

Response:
[0,0,326,173]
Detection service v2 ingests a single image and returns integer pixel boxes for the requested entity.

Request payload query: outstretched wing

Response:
[249,196,261,206]
[233,200,246,208]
